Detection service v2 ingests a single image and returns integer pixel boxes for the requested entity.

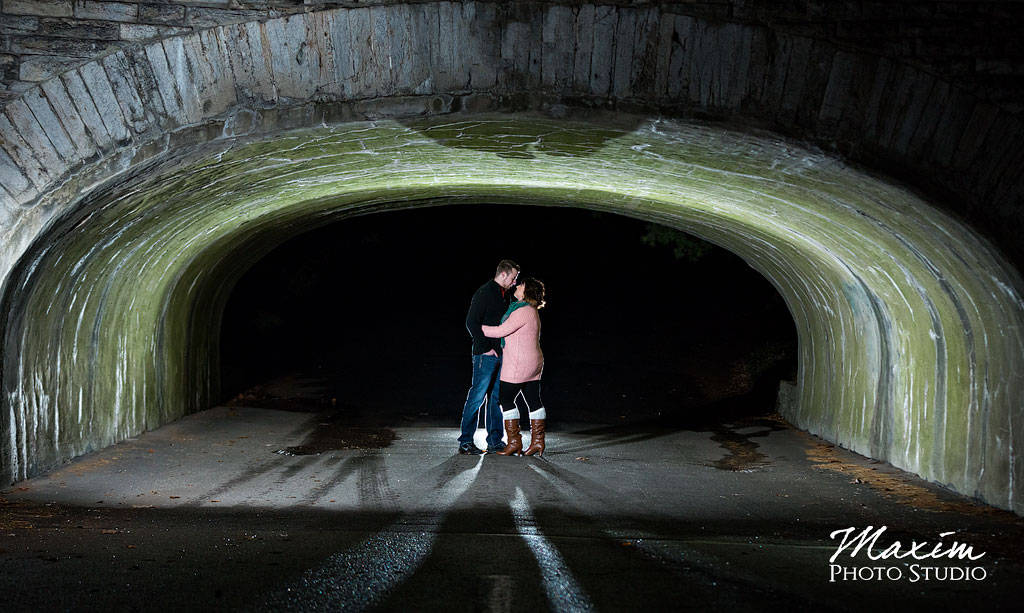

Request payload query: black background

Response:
[220,204,797,425]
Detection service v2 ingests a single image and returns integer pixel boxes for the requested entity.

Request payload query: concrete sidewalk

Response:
[2,406,1022,611]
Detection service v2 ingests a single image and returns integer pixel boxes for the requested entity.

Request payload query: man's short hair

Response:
[496,259,520,276]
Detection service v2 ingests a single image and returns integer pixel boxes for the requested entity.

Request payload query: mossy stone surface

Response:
[3,113,1023,511]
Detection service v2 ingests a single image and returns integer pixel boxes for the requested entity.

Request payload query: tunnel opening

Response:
[2,112,1020,512]
[218,203,798,436]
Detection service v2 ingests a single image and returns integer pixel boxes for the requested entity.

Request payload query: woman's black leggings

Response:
[498,380,544,420]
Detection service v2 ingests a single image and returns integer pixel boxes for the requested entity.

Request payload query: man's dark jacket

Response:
[466,280,511,356]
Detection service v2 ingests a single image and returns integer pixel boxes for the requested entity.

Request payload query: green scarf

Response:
[498,300,529,348]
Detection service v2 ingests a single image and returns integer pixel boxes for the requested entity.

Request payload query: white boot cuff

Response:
[529,407,547,420]
[502,409,519,420]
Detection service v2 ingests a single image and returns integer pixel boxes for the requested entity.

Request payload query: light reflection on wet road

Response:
[4,406,1023,611]
[263,456,484,611]
[511,486,595,612]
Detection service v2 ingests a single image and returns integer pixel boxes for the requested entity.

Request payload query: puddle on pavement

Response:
[706,417,788,471]
[275,412,398,456]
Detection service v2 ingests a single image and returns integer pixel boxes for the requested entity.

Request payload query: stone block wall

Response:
[3,1,1024,112]
[1,1,315,101]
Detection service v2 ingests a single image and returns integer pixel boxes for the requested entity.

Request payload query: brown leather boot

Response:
[496,419,523,456]
[523,419,545,456]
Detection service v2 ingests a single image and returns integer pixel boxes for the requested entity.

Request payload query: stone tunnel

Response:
[2,0,1024,521]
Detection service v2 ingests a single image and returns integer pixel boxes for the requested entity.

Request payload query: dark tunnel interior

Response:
[219,204,798,429]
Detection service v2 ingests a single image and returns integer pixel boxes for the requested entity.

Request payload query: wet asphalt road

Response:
[2,404,1023,612]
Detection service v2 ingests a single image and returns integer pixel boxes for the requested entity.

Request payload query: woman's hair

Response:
[521,278,546,309]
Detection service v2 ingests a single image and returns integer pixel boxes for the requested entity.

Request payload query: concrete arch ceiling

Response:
[5,113,1024,513]
[0,3,1022,513]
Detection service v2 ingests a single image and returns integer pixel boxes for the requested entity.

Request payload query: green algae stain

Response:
[4,113,1023,512]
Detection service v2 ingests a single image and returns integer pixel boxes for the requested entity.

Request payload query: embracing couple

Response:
[458,259,548,457]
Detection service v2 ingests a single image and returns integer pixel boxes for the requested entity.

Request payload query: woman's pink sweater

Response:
[482,306,543,383]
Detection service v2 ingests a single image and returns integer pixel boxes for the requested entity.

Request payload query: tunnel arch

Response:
[2,113,1023,515]
[4,3,1024,280]
[0,3,1023,513]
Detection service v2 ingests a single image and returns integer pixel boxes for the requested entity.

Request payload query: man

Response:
[459,259,520,454]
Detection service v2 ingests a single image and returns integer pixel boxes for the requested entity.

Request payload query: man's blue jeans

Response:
[459,354,503,447]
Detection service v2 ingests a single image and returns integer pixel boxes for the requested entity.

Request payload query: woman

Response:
[481,278,547,456]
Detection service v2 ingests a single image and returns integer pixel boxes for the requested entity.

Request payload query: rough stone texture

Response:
[19,87,77,164]
[73,1,138,23]
[119,23,191,41]
[0,14,39,33]
[39,76,96,160]
[76,60,130,142]
[3,114,1022,517]
[139,4,187,25]
[18,55,83,81]
[0,2,1022,516]
[0,144,34,200]
[0,1,1021,111]
[1,53,19,82]
[36,18,122,41]
[1,99,65,185]
[4,0,73,18]
[59,68,116,151]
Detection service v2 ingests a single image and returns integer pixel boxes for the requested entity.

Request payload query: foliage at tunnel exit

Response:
[640,224,713,262]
